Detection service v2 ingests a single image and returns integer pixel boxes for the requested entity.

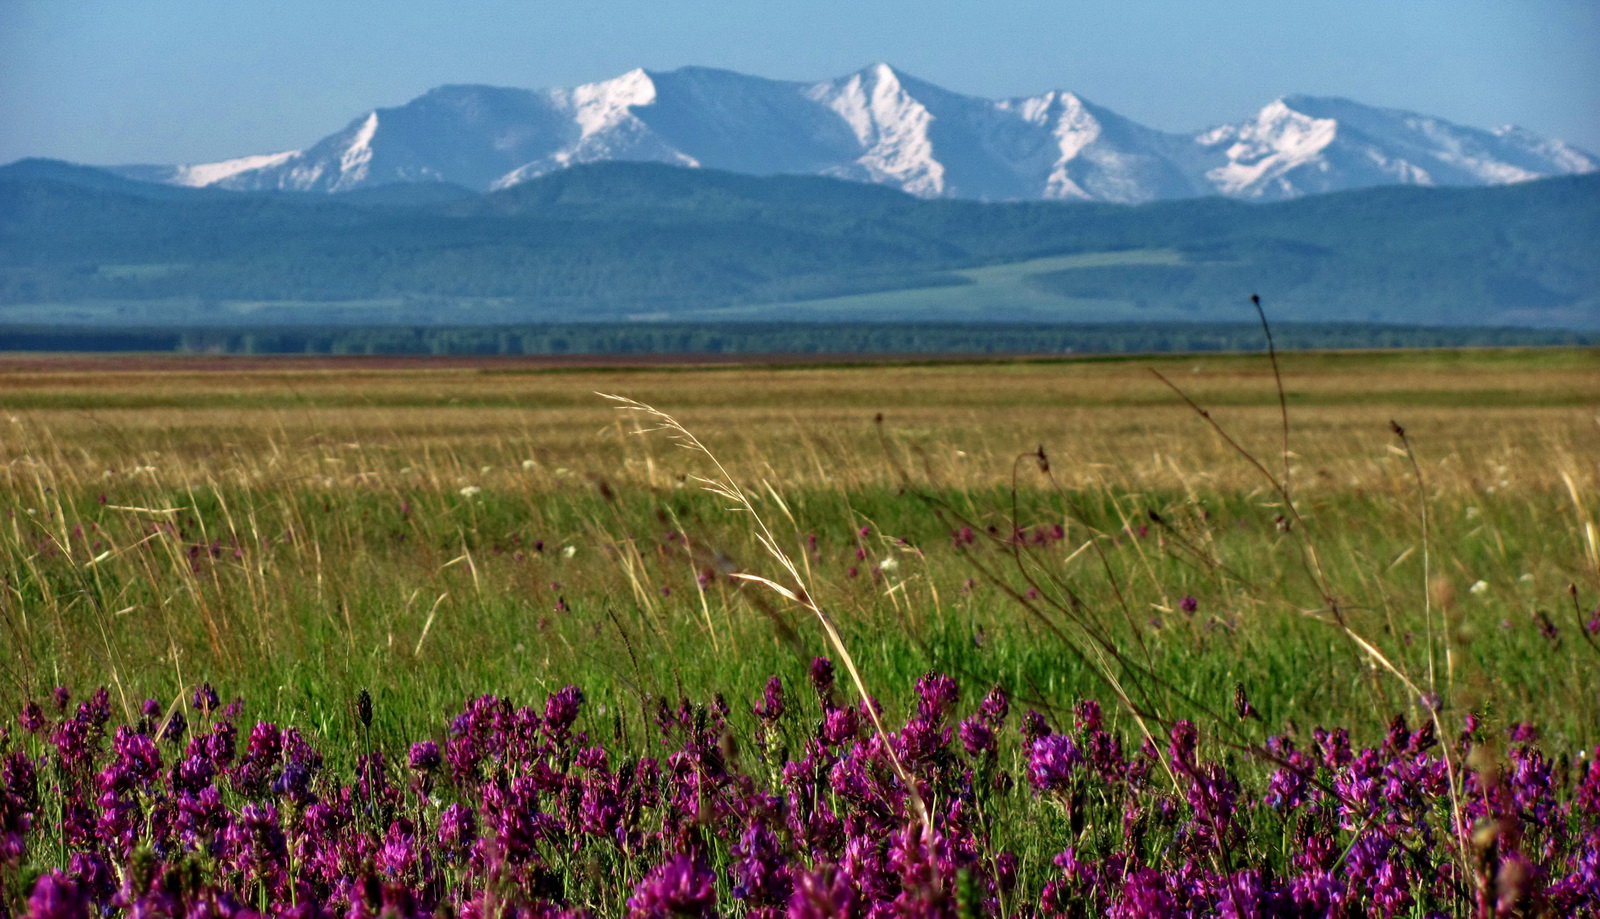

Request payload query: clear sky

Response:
[3,0,1596,166]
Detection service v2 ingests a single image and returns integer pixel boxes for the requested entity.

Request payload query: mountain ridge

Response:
[3,160,1595,329]
[89,64,1596,203]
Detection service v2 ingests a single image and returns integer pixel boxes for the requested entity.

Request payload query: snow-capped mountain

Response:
[1194,95,1599,199]
[112,64,1598,203]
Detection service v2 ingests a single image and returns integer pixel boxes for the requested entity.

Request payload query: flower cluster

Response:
[2,674,1597,917]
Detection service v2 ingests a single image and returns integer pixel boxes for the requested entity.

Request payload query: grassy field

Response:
[672,249,1196,322]
[4,348,1597,736]
[2,347,1598,914]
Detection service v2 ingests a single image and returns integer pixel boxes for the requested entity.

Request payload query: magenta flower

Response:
[809,657,835,695]
[8,674,1597,917]
[27,871,90,919]
[190,683,219,713]
[788,866,858,919]
[1021,709,1051,744]
[979,686,1011,726]
[407,740,441,771]
[913,672,958,721]
[958,716,996,758]
[753,676,784,723]
[1029,734,1082,792]
[627,854,717,917]
[820,706,859,746]
[544,685,585,744]
[17,701,45,734]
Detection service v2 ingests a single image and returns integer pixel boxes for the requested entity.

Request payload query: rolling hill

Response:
[1,160,1596,329]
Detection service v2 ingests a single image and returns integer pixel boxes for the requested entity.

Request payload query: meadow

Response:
[1,347,1598,916]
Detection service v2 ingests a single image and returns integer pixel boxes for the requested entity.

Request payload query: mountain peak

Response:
[569,68,657,135]
[591,67,654,93]
[859,61,901,81]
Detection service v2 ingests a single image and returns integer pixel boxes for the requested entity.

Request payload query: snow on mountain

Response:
[490,69,701,189]
[1195,95,1600,200]
[995,90,1203,202]
[107,65,1598,202]
[808,64,942,196]
[117,150,299,188]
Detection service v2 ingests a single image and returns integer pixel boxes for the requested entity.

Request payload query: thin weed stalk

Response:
[600,391,930,828]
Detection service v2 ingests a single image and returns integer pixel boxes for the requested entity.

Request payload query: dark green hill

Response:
[1,160,1595,328]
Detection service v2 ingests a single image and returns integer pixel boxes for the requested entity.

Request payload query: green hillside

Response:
[1,160,1596,328]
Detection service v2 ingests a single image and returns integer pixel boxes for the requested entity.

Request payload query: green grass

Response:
[5,468,1595,755]
[674,249,1198,322]
[2,351,1596,762]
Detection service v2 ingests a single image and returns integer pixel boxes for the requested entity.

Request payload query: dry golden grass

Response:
[3,351,1595,500]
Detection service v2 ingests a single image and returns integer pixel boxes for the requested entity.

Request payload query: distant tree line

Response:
[1,322,1593,356]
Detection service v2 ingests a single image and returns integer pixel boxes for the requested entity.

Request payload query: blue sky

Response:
[3,0,1596,166]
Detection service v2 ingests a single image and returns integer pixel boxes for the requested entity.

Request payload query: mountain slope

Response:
[2,161,1595,328]
[1195,95,1600,200]
[99,65,1597,202]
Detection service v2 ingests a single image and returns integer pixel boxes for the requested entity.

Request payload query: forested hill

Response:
[2,159,1596,329]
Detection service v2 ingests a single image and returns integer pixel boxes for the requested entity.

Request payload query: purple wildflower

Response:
[191,683,219,714]
[408,740,441,771]
[627,854,717,917]
[914,672,959,721]
[809,657,835,695]
[28,871,90,919]
[543,685,584,744]
[731,822,791,906]
[437,802,476,859]
[1021,710,1051,744]
[820,707,859,746]
[979,685,1010,726]
[754,676,784,723]
[1074,699,1102,733]
[959,716,996,758]
[788,866,858,919]
[1029,734,1083,792]
[159,710,186,743]
[18,701,45,734]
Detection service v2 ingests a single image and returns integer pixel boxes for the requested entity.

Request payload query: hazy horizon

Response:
[2,0,1597,167]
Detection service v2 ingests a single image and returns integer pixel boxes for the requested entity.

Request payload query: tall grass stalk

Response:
[600,391,931,827]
